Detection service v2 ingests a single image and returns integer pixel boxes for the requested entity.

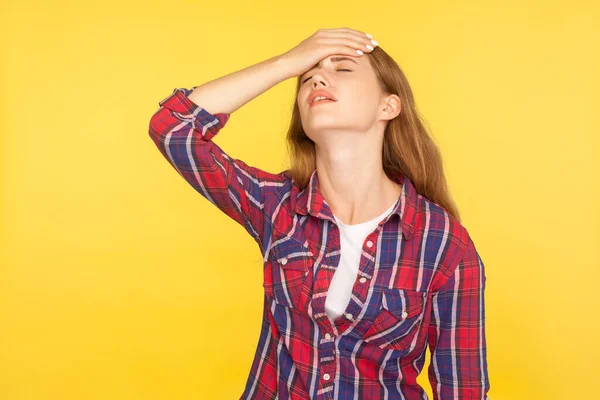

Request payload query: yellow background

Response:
[2,0,598,399]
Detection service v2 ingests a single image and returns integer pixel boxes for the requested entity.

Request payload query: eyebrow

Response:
[302,56,359,78]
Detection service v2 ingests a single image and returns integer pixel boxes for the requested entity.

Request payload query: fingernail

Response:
[365,33,373,39]
[371,39,378,46]
[356,49,364,55]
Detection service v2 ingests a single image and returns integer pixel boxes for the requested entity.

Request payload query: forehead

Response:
[302,55,360,76]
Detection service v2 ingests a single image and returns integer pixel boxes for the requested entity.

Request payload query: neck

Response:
[315,156,402,226]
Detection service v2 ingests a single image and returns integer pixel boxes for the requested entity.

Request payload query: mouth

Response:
[308,90,338,107]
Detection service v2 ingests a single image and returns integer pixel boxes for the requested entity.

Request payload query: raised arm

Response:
[147,55,291,250]
[427,235,491,399]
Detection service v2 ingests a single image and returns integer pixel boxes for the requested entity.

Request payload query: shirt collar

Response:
[294,169,420,240]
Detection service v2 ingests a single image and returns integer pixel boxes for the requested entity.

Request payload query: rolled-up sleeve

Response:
[427,235,491,399]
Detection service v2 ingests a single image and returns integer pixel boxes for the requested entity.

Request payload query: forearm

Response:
[187,54,292,115]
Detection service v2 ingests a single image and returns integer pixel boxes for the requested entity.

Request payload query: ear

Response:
[381,94,401,121]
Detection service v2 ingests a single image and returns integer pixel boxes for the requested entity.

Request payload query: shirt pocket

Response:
[362,287,427,351]
[263,236,314,310]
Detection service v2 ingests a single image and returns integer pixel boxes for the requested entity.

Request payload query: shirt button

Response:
[366,240,373,248]
[401,311,408,318]
[280,258,287,265]
[345,313,353,320]
[325,333,331,340]
[323,373,331,381]
[359,277,367,283]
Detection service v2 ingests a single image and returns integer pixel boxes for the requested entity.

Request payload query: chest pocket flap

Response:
[362,287,427,351]
[272,238,313,270]
[264,236,314,309]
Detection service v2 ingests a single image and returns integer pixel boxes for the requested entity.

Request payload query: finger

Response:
[320,30,377,52]
[329,27,373,41]
[317,37,375,55]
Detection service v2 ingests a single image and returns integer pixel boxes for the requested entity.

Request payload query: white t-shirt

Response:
[325,199,397,321]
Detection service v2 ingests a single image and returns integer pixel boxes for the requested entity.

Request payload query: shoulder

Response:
[414,193,474,274]
[416,193,470,241]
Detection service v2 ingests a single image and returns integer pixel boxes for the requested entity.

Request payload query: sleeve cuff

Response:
[158,87,231,139]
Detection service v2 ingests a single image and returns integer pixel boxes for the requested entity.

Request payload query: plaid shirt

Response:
[148,87,491,400]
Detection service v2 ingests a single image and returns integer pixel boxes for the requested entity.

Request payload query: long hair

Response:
[283,46,461,222]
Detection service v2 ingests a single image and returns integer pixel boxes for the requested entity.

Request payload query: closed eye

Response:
[302,69,352,84]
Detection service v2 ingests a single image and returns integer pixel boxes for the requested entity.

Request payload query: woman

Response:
[149,27,490,400]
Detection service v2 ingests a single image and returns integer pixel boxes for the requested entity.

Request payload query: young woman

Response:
[149,27,490,400]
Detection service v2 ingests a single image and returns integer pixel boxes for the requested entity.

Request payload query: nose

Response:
[312,77,327,88]
[311,71,329,88]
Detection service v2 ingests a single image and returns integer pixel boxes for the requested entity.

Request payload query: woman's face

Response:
[297,54,386,143]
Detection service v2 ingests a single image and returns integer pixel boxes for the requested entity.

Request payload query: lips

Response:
[309,98,336,108]
[308,89,337,107]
